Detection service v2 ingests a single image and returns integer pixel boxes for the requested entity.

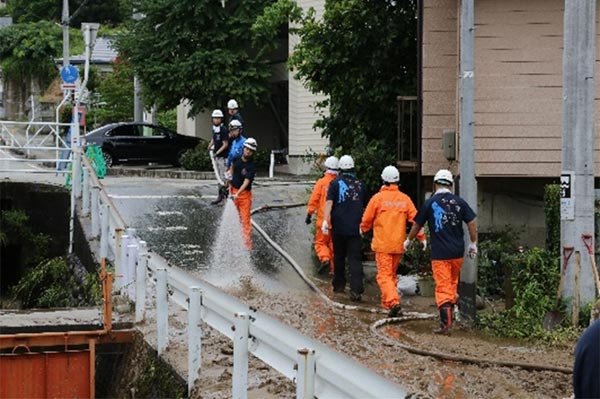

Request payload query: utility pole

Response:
[458,0,478,323]
[560,0,596,305]
[62,0,69,67]
[132,11,144,122]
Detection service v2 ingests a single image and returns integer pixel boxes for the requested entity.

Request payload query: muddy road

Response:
[106,176,575,398]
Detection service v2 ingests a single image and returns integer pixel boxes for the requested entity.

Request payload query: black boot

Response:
[211,184,228,205]
[433,302,453,335]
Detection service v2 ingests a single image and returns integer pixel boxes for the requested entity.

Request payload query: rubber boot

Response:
[211,184,228,205]
[433,302,453,335]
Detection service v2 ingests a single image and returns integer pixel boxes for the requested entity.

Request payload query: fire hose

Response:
[248,203,573,374]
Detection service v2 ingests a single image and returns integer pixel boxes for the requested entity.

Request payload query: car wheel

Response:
[102,150,114,168]
[174,149,188,167]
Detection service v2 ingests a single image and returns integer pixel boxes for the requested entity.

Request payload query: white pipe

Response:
[127,243,138,300]
[118,234,130,294]
[135,241,148,323]
[156,268,169,355]
[91,185,100,237]
[188,286,202,393]
[269,151,275,179]
[100,203,109,259]
[82,167,90,215]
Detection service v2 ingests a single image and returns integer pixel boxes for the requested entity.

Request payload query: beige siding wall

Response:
[422,0,600,177]
[288,0,329,157]
[422,0,459,177]
[473,0,563,177]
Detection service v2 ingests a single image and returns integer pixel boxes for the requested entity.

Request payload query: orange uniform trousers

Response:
[314,229,334,273]
[231,187,252,249]
[432,258,464,308]
[375,253,402,309]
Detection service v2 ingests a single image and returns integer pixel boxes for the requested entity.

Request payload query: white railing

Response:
[78,154,407,399]
[0,120,73,173]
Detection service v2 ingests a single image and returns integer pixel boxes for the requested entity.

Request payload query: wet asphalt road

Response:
[102,176,319,293]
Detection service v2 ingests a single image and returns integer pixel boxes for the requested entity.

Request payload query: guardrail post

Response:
[269,151,275,179]
[100,203,109,259]
[295,348,316,399]
[188,286,202,394]
[73,148,82,199]
[135,241,148,323]
[156,268,169,355]
[82,166,90,216]
[117,233,130,294]
[127,242,138,300]
[232,312,249,399]
[91,185,100,237]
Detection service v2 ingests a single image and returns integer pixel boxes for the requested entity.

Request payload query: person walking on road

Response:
[306,156,339,274]
[322,155,368,301]
[227,99,245,127]
[360,166,425,317]
[228,138,257,250]
[208,109,230,205]
[405,169,477,335]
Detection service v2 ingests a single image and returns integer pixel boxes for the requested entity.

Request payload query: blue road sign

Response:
[60,65,79,84]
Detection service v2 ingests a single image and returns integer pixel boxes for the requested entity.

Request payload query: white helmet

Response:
[323,156,339,170]
[244,137,257,151]
[229,119,242,129]
[338,155,354,170]
[227,99,239,109]
[434,169,454,186]
[211,109,224,118]
[381,165,399,183]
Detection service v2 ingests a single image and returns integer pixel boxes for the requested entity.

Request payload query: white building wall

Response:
[287,0,329,173]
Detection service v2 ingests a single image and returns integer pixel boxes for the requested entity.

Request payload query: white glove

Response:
[468,242,478,258]
[224,171,232,180]
[403,239,411,251]
[421,239,427,251]
[321,220,329,235]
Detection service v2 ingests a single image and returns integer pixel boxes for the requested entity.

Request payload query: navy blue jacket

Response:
[414,192,476,260]
[326,172,367,236]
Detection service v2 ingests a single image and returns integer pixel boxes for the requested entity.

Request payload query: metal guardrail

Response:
[0,121,73,173]
[78,154,407,398]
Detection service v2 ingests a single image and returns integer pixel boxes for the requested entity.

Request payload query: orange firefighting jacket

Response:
[360,184,422,254]
[307,172,337,226]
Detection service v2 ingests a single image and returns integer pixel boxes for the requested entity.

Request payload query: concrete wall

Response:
[476,178,550,248]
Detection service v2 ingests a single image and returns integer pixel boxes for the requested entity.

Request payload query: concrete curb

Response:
[106,166,316,182]
[106,167,215,180]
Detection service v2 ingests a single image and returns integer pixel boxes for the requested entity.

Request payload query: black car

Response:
[84,122,203,167]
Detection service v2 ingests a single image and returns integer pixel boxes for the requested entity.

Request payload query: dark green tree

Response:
[0,21,64,88]
[115,0,294,115]
[91,58,134,126]
[290,0,417,190]
[6,0,128,26]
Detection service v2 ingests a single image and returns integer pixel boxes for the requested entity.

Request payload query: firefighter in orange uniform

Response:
[306,156,339,274]
[228,137,257,249]
[360,166,424,317]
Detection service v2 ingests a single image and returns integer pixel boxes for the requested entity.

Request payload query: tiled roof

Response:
[58,37,118,65]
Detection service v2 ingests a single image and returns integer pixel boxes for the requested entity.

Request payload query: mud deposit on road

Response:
[116,181,575,398]
[226,279,574,398]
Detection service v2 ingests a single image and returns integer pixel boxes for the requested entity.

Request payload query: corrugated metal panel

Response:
[0,351,90,398]
[288,0,329,156]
